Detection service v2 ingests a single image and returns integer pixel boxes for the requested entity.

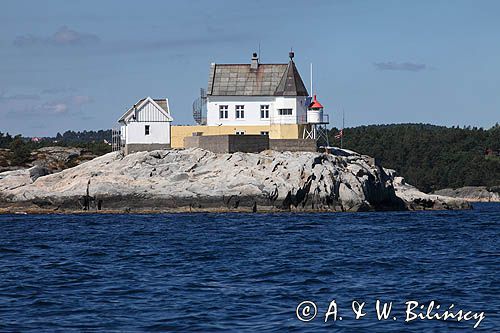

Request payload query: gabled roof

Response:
[118,96,173,123]
[206,56,308,97]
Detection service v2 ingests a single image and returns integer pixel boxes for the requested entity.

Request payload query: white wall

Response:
[206,95,309,126]
[122,99,172,145]
[125,122,171,144]
[135,100,170,122]
[273,96,309,124]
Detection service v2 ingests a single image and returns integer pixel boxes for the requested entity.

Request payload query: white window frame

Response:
[235,105,245,119]
[278,108,293,116]
[219,105,228,119]
[260,105,269,119]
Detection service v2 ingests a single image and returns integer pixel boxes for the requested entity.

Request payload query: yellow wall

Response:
[171,124,307,148]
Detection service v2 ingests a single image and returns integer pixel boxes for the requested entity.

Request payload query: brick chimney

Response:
[250,52,259,70]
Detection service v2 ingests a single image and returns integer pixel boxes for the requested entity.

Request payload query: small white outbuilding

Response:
[117,96,173,154]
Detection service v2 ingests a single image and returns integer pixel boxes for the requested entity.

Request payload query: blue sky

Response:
[1,0,499,136]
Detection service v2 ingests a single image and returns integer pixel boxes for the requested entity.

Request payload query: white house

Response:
[117,96,173,154]
[206,51,310,128]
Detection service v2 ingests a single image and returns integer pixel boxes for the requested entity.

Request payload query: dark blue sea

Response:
[0,203,498,332]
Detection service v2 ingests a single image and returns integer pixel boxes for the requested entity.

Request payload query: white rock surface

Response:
[0,148,470,212]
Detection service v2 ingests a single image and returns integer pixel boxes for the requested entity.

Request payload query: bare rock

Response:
[0,148,470,213]
[433,186,500,202]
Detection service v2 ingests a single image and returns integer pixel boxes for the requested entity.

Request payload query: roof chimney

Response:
[251,52,259,70]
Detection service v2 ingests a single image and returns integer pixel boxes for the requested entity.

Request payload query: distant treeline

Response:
[2,125,499,192]
[329,123,500,192]
[53,129,112,144]
[0,130,112,166]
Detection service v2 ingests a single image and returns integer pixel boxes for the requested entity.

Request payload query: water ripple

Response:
[0,203,498,332]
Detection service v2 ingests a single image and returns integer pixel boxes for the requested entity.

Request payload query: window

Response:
[235,131,245,135]
[235,105,245,119]
[260,105,269,119]
[219,105,228,119]
[260,131,269,136]
[145,125,150,135]
[278,108,293,116]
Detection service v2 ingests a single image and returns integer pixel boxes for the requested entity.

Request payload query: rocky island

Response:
[0,148,470,213]
[433,186,500,202]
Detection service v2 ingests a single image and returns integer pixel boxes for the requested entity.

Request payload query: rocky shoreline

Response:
[0,148,470,214]
[433,186,500,202]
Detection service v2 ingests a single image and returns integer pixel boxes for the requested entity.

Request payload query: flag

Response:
[334,129,343,139]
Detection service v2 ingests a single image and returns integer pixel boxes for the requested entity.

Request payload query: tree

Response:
[9,136,32,166]
[328,123,500,192]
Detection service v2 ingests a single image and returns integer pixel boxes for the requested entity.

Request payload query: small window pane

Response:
[260,105,269,119]
[236,105,245,119]
[219,105,228,119]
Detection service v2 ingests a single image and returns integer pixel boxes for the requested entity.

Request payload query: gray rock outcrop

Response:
[433,186,500,202]
[0,148,470,213]
[0,146,98,173]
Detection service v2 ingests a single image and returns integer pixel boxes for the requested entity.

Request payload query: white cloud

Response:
[71,95,94,106]
[42,102,69,114]
[0,93,40,102]
[0,93,93,116]
[13,26,100,47]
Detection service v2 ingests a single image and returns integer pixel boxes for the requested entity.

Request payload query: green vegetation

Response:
[9,136,32,166]
[0,130,112,167]
[329,123,500,192]
[2,125,499,193]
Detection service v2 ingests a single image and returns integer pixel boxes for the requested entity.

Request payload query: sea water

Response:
[0,203,498,332]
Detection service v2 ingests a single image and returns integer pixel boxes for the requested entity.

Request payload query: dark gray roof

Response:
[134,98,168,113]
[274,61,309,96]
[207,60,308,96]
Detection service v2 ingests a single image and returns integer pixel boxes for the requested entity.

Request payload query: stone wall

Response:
[269,139,317,152]
[229,135,269,153]
[183,135,319,153]
[190,136,231,154]
[183,135,268,153]
[183,136,202,149]
[125,143,171,155]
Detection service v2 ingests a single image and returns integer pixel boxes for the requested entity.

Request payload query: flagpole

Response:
[341,108,344,149]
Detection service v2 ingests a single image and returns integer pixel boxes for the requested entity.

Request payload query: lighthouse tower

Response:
[302,94,330,146]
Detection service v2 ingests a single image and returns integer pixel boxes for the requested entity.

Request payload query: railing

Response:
[298,114,330,124]
[111,128,124,152]
[270,114,330,125]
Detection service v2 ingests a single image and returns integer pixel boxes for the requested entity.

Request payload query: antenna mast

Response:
[310,63,313,96]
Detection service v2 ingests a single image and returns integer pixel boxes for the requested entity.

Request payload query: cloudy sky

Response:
[1,0,499,136]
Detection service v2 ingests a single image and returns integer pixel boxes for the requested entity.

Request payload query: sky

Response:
[0,0,499,136]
